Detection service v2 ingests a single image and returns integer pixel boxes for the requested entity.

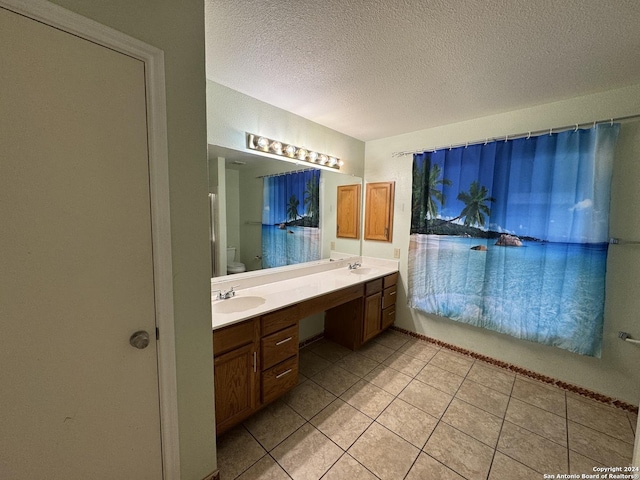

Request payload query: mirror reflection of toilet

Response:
[226,246,246,274]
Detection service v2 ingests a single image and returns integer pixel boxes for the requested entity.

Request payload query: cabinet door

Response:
[214,343,258,435]
[336,184,361,239]
[364,181,395,242]
[362,292,382,343]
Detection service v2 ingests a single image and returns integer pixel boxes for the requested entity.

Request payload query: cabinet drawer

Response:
[261,305,299,336]
[382,286,397,309]
[384,272,398,289]
[365,278,383,296]
[213,318,257,357]
[262,355,298,404]
[261,325,298,371]
[382,305,396,330]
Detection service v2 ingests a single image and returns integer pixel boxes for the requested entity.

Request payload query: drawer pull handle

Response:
[275,369,292,379]
[253,351,257,372]
[388,312,395,316]
[389,291,396,296]
[276,337,293,346]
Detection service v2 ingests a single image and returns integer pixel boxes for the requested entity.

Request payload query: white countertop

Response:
[211,256,399,330]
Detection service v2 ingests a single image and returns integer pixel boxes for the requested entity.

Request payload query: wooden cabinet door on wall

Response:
[336,184,361,239]
[364,181,395,242]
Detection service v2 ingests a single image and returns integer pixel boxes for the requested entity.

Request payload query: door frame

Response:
[0,0,180,478]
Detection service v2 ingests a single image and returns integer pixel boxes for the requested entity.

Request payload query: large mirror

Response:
[208,145,362,277]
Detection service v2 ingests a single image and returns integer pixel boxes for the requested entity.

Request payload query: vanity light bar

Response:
[247,133,343,170]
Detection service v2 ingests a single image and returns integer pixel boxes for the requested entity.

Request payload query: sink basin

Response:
[212,295,266,314]
[349,267,376,275]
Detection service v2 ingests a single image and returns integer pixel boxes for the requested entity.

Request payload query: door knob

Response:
[129,330,150,349]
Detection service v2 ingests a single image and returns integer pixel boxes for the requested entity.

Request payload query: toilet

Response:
[226,246,246,274]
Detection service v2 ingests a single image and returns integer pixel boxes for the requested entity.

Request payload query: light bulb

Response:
[337,159,344,167]
[270,141,282,154]
[307,151,318,162]
[297,148,308,160]
[284,145,296,157]
[256,136,269,149]
[318,154,328,165]
[328,157,337,167]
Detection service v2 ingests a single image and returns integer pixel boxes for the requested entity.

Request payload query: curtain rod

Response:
[391,113,640,158]
[256,167,317,179]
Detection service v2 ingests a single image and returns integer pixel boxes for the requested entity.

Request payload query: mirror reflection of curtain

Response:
[262,169,321,268]
[408,124,620,357]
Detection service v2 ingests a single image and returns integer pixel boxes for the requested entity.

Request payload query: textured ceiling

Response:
[205,0,640,141]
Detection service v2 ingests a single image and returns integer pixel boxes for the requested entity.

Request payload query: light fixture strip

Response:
[247,133,343,170]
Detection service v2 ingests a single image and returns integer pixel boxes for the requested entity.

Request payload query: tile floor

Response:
[216,330,638,480]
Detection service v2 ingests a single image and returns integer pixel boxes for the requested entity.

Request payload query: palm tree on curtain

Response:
[287,194,300,223]
[450,180,495,228]
[411,161,451,233]
[303,176,319,227]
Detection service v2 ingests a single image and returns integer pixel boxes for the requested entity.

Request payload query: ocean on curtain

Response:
[262,169,321,268]
[408,124,619,357]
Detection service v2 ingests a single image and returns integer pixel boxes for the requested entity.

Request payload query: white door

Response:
[0,6,164,479]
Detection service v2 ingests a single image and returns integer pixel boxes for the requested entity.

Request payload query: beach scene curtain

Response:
[408,124,619,357]
[262,169,321,268]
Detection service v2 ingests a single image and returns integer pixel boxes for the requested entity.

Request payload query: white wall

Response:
[206,81,365,178]
[364,83,640,404]
[225,168,241,261]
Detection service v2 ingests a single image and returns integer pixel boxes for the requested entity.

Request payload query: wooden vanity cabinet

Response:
[212,318,260,435]
[381,272,398,330]
[364,181,395,242]
[362,278,383,343]
[260,307,299,404]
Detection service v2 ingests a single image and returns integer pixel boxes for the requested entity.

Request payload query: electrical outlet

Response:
[330,241,336,250]
[393,248,400,258]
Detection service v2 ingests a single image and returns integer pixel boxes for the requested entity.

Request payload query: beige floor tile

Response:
[377,398,438,448]
[271,423,343,480]
[505,397,567,446]
[424,422,494,480]
[216,426,266,480]
[405,452,465,480]
[429,349,474,376]
[297,372,308,385]
[348,422,419,480]
[334,352,379,378]
[299,350,332,377]
[236,455,290,480]
[398,379,452,418]
[415,363,464,395]
[373,330,410,350]
[311,364,360,396]
[568,421,633,466]
[357,341,395,363]
[310,399,372,450]
[243,400,305,451]
[310,340,352,363]
[441,398,503,447]
[569,450,606,475]
[399,339,440,362]
[383,351,427,377]
[488,451,540,480]
[455,379,509,417]
[466,362,515,395]
[498,421,568,473]
[364,364,413,396]
[322,454,377,480]
[341,379,395,419]
[567,395,635,444]
[283,380,336,420]
[511,376,566,417]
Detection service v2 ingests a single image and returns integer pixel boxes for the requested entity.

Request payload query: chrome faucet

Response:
[348,262,362,270]
[213,285,240,300]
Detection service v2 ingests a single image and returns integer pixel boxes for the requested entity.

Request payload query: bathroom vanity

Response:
[211,257,398,435]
